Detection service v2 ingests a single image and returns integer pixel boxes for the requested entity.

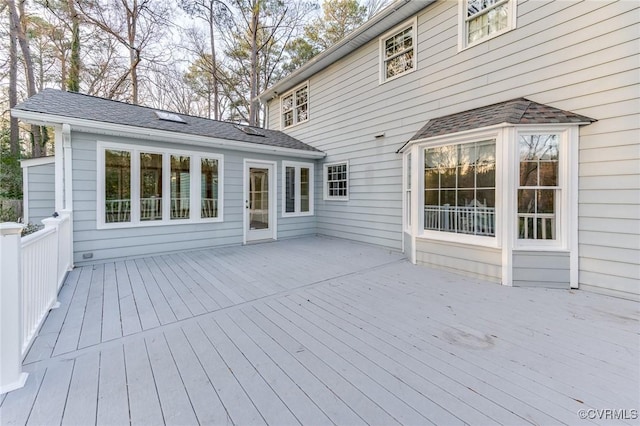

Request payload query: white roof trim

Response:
[20,156,55,168]
[12,109,326,160]
[398,122,591,153]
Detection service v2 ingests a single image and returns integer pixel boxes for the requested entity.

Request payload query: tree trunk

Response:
[8,0,19,156]
[126,0,139,104]
[67,0,80,92]
[248,0,259,126]
[208,5,219,120]
[13,0,43,157]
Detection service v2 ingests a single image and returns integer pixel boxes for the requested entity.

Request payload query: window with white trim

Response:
[281,83,308,128]
[517,134,559,240]
[380,18,417,83]
[99,142,223,228]
[461,0,516,48]
[282,161,314,216]
[324,162,349,200]
[424,140,496,237]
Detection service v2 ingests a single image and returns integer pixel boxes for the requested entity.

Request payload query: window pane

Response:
[201,158,218,218]
[519,161,538,186]
[518,134,559,240]
[539,161,558,186]
[300,167,310,212]
[423,140,496,237]
[425,168,439,188]
[171,156,190,220]
[327,163,347,198]
[140,153,163,221]
[285,166,295,213]
[105,150,131,223]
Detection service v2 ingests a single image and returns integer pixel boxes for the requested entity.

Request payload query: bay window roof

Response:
[400,98,595,151]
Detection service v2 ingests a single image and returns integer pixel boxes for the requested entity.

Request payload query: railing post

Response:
[41,216,63,308]
[0,223,28,394]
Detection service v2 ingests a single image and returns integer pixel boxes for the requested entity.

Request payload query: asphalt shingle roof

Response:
[408,98,596,142]
[14,89,322,153]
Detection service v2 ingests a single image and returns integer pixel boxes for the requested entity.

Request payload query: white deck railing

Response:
[1,211,73,394]
[106,198,218,222]
[425,204,495,236]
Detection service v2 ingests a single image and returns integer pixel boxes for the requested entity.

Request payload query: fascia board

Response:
[11,109,326,160]
[397,121,592,153]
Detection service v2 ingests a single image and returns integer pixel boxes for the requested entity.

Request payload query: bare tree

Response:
[75,0,173,104]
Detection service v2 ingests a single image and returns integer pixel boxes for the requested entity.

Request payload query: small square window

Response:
[324,162,349,200]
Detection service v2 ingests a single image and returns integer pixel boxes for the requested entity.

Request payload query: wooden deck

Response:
[1,236,638,425]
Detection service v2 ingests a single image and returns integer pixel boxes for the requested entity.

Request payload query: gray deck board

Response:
[101,262,122,342]
[26,360,74,426]
[306,286,585,425]
[124,340,165,426]
[163,327,233,425]
[52,266,93,356]
[3,237,639,426]
[78,264,105,349]
[96,345,130,426]
[61,352,100,426]
[115,260,143,336]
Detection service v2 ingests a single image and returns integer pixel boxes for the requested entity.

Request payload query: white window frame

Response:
[458,0,517,51]
[324,161,349,201]
[513,127,572,250]
[418,128,504,248]
[281,161,314,217]
[379,17,418,84]
[280,81,309,129]
[97,141,224,229]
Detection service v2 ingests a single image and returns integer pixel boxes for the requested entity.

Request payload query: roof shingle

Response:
[408,98,596,142]
[14,89,322,153]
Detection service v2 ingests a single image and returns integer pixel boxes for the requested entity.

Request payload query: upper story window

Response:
[281,82,308,129]
[424,140,497,237]
[99,142,223,228]
[379,17,417,83]
[324,161,349,200]
[460,0,516,49]
[282,161,314,217]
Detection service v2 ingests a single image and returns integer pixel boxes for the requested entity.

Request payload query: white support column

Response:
[0,223,28,394]
[54,126,64,212]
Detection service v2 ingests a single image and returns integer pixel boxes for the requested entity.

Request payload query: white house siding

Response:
[512,251,570,289]
[269,0,639,298]
[415,239,501,283]
[70,131,316,265]
[23,161,55,224]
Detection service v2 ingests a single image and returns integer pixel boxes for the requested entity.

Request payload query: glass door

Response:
[245,162,275,241]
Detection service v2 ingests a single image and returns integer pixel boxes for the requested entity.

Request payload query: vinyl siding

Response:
[415,239,501,283]
[25,162,55,224]
[512,251,570,289]
[268,0,639,297]
[70,132,316,265]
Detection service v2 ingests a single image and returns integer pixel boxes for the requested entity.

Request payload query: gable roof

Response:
[399,98,596,151]
[12,89,323,156]
[258,0,433,103]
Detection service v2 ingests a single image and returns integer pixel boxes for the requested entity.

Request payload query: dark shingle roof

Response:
[408,98,596,142]
[14,89,321,153]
